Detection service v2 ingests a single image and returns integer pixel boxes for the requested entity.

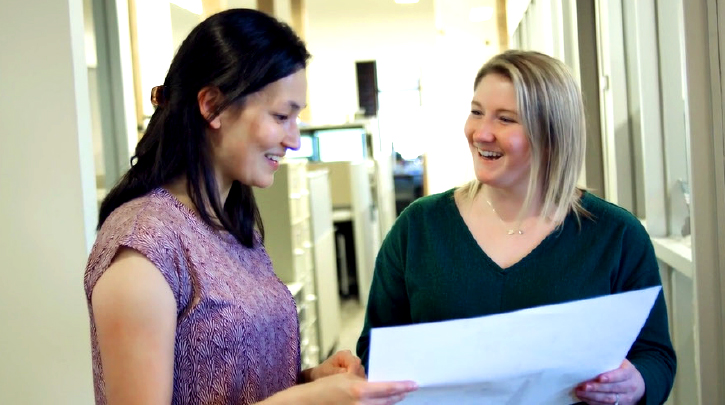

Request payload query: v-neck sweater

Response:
[357,188,675,405]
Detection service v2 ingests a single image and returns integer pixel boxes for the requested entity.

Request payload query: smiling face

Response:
[464,73,532,194]
[208,69,307,191]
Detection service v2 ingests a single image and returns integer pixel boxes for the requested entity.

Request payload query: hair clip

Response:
[151,85,166,107]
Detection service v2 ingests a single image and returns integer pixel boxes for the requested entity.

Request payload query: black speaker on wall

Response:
[355,61,379,117]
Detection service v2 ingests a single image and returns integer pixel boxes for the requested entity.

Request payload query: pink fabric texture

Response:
[84,188,300,404]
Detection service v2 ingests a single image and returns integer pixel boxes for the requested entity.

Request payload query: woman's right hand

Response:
[266,371,417,405]
[308,372,417,404]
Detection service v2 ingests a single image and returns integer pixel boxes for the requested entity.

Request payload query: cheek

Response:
[251,122,279,149]
[506,132,531,156]
[463,120,475,141]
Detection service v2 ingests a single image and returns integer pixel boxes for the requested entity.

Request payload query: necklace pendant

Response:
[507,229,515,235]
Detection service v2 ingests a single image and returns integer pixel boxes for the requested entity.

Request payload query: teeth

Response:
[266,155,281,162]
[478,149,503,158]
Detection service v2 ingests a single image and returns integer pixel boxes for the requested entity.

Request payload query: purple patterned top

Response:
[84,188,300,404]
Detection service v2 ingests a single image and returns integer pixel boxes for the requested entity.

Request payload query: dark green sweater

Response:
[356,188,676,405]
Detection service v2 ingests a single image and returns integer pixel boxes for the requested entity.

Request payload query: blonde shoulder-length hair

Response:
[456,50,588,224]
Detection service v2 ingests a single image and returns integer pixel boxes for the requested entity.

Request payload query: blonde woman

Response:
[356,50,675,405]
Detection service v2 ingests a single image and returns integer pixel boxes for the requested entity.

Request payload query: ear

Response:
[197,86,224,129]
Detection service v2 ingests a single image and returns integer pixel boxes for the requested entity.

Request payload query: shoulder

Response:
[579,192,647,236]
[383,188,457,247]
[101,189,190,238]
[399,188,455,219]
[92,247,178,313]
[86,189,193,305]
[575,192,654,267]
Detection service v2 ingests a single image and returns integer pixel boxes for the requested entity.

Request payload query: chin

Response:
[473,168,495,184]
[253,176,275,189]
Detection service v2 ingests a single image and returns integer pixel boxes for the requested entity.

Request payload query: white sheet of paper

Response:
[368,286,661,405]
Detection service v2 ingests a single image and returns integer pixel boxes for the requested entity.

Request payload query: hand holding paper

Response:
[367,287,661,405]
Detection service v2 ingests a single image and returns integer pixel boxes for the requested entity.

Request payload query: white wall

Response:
[273,0,293,24]
[305,0,499,194]
[425,0,499,193]
[115,0,143,159]
[305,0,438,125]
[170,4,202,53]
[227,0,257,9]
[0,0,97,403]
[134,0,175,120]
[507,0,532,37]
[83,0,104,182]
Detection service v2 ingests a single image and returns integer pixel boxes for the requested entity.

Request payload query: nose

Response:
[282,120,301,151]
[471,116,495,143]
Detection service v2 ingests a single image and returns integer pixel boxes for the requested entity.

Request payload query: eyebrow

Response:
[288,101,307,111]
[470,100,518,115]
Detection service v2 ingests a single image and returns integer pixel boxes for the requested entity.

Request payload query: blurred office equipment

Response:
[307,169,342,359]
[253,160,321,368]
[293,121,396,242]
[393,155,424,215]
[355,60,379,117]
[308,161,379,307]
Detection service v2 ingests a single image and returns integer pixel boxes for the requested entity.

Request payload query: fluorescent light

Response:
[470,6,494,22]
[395,0,419,4]
[170,0,203,15]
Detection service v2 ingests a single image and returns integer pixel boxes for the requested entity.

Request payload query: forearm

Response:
[628,351,676,405]
[257,384,309,405]
[626,294,676,405]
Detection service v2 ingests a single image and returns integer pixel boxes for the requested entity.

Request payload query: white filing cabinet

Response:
[308,161,379,307]
[307,169,342,359]
[253,160,320,369]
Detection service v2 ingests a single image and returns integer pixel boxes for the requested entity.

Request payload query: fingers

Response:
[360,381,418,399]
[575,389,621,404]
[577,360,646,405]
[597,359,639,383]
[365,394,408,405]
[596,367,634,385]
[577,367,635,394]
[585,380,637,395]
[333,350,364,370]
[331,350,366,377]
[349,363,367,378]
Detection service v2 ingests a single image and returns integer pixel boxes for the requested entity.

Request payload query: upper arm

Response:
[91,247,177,405]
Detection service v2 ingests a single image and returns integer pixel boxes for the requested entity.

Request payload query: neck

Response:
[165,176,228,221]
[481,185,542,222]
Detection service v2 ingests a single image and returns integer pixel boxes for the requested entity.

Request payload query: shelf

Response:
[651,236,693,278]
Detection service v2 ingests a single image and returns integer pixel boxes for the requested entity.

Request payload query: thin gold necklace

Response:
[485,198,524,235]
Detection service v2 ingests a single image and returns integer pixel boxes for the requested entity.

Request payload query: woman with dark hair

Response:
[84,9,416,405]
